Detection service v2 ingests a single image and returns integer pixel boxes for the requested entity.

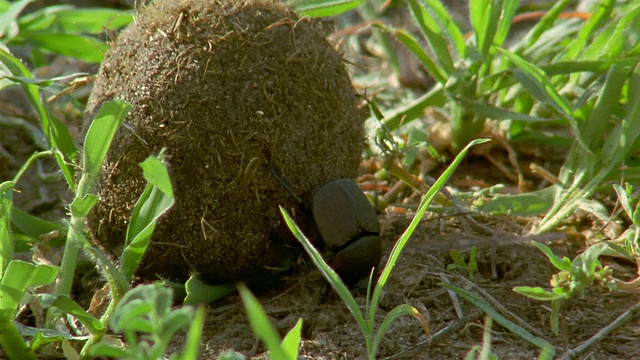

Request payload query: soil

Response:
[191,213,640,360]
[1,1,640,359]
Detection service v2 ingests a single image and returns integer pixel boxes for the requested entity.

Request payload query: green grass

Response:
[282,138,486,360]
[1,0,640,358]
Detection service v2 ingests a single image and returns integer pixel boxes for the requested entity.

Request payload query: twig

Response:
[440,274,464,319]
[0,143,19,166]
[424,175,495,236]
[453,273,547,338]
[384,309,484,359]
[559,299,640,360]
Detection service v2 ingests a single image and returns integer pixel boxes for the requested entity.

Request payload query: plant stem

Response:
[11,150,53,184]
[47,171,94,327]
[0,320,38,360]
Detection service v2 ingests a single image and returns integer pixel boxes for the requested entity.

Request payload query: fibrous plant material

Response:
[85,0,365,283]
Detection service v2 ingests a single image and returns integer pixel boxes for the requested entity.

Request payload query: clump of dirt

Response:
[85,0,366,283]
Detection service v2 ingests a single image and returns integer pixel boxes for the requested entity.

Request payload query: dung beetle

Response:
[269,164,382,285]
[311,179,382,285]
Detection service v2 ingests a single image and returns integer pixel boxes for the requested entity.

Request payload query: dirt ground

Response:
[2,1,640,359]
[4,115,640,359]
[193,202,640,360]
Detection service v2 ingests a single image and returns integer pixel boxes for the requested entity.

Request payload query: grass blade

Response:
[408,0,454,75]
[455,98,550,122]
[416,0,466,57]
[498,48,574,120]
[368,139,490,326]
[0,0,30,38]
[378,24,447,84]
[621,63,640,156]
[281,318,303,360]
[383,84,446,130]
[0,182,14,276]
[524,0,572,48]
[562,0,615,61]
[280,207,367,331]
[443,282,555,355]
[292,0,364,17]
[0,48,76,188]
[470,0,503,58]
[582,4,640,60]
[238,284,290,360]
[493,0,519,48]
[541,57,640,76]
[372,304,428,357]
[473,186,555,216]
[581,63,628,151]
[180,305,206,360]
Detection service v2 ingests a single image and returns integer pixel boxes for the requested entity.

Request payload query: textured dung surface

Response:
[85,0,365,283]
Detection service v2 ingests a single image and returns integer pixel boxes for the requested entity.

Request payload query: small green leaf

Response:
[184,276,235,305]
[513,286,566,301]
[0,260,57,322]
[121,153,174,282]
[11,207,65,244]
[18,33,108,63]
[473,186,555,216]
[50,295,104,335]
[139,155,174,198]
[403,127,429,168]
[20,8,132,34]
[110,283,178,336]
[88,343,128,358]
[448,249,466,267]
[27,329,66,351]
[82,100,131,183]
[159,307,194,340]
[532,242,570,271]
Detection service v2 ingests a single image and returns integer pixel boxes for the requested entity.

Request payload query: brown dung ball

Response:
[85,0,365,283]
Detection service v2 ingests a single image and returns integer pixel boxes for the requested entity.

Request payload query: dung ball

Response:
[85,0,366,283]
